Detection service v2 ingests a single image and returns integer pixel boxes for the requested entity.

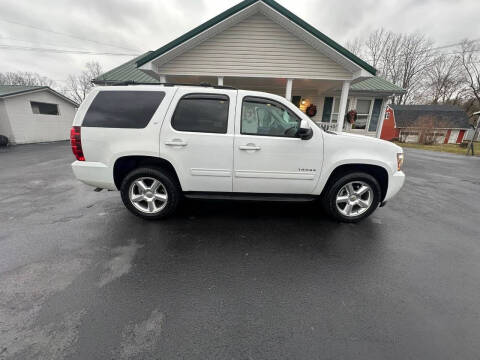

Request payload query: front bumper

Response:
[384,171,405,202]
[71,161,116,190]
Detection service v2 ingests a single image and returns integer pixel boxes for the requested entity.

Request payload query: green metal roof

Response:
[0,85,48,97]
[351,77,405,93]
[93,52,159,84]
[135,0,377,75]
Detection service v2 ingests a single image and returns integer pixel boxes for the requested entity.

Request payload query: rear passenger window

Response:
[171,94,229,133]
[82,91,165,128]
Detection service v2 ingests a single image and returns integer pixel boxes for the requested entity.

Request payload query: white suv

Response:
[71,84,405,222]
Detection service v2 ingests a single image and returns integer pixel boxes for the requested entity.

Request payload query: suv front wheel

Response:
[120,167,180,220]
[322,172,381,223]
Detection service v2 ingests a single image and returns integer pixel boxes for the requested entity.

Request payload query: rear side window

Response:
[82,91,165,128]
[171,94,229,133]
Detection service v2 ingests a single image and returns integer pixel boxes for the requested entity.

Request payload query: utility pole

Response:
[466,111,480,156]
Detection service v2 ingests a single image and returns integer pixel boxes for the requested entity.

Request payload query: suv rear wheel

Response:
[322,172,381,223]
[120,167,180,220]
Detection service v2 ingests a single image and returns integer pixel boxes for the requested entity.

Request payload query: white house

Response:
[94,0,404,137]
[0,85,78,144]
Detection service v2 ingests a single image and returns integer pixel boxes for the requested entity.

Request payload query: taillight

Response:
[70,126,85,161]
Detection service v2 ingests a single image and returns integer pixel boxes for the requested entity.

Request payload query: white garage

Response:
[0,85,78,145]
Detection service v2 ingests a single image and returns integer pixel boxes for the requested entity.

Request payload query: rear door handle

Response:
[165,139,187,147]
[239,144,261,151]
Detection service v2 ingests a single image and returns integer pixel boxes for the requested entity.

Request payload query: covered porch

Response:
[154,74,393,137]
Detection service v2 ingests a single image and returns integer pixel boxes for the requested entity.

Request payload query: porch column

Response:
[159,75,167,83]
[217,76,224,86]
[336,80,350,132]
[285,79,293,101]
[375,98,389,138]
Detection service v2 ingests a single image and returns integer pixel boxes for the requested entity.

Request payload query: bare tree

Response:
[460,39,480,108]
[395,33,434,104]
[424,54,467,104]
[0,71,55,87]
[345,37,364,57]
[365,28,392,69]
[356,30,434,104]
[65,61,102,104]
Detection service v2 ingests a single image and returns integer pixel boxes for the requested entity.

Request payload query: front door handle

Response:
[165,139,187,147]
[239,144,261,151]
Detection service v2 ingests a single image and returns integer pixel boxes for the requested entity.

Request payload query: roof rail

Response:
[109,80,236,90]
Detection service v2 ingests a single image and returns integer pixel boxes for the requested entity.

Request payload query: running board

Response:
[183,192,317,202]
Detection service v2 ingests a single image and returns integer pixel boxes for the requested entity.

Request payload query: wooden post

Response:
[336,80,350,132]
[285,79,293,101]
[467,114,480,156]
[218,77,224,86]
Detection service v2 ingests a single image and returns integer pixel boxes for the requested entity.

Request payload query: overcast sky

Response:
[1,0,479,88]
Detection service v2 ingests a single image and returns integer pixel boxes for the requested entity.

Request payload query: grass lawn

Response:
[393,141,480,156]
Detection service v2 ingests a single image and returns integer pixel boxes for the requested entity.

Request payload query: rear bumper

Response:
[71,161,116,190]
[384,171,405,202]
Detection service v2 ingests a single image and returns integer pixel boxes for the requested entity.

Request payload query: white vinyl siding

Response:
[156,13,352,80]
[2,91,76,144]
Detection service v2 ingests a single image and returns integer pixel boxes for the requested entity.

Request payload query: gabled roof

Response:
[93,52,159,85]
[0,85,78,106]
[390,104,470,129]
[351,77,405,94]
[135,0,376,75]
[0,85,47,97]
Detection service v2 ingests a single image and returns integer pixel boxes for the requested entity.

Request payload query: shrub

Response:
[0,135,9,147]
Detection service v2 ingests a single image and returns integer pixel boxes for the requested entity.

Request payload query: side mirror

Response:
[296,119,313,140]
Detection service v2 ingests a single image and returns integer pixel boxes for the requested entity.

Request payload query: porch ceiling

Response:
[165,75,340,94]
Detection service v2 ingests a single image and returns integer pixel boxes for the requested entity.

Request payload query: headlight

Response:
[397,153,404,171]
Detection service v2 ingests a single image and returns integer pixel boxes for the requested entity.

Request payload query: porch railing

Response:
[315,122,337,131]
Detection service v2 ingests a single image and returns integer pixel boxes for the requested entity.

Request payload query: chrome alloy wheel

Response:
[128,177,168,214]
[335,181,373,217]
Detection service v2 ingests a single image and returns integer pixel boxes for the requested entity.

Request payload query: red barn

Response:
[380,105,470,144]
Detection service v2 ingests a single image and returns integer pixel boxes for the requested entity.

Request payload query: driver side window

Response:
[241,97,301,137]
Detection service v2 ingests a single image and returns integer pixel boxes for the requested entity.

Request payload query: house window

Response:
[331,97,350,124]
[353,99,372,130]
[31,101,59,115]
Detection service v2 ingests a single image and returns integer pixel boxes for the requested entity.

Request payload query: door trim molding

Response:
[234,170,315,180]
[191,168,232,177]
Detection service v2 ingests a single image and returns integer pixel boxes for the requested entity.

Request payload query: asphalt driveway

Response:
[1,141,479,359]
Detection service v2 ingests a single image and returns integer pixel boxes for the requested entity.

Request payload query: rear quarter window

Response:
[82,91,165,128]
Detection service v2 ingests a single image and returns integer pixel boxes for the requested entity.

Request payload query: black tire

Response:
[120,167,181,220]
[322,172,381,223]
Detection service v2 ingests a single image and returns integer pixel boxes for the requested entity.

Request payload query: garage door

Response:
[448,130,459,144]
